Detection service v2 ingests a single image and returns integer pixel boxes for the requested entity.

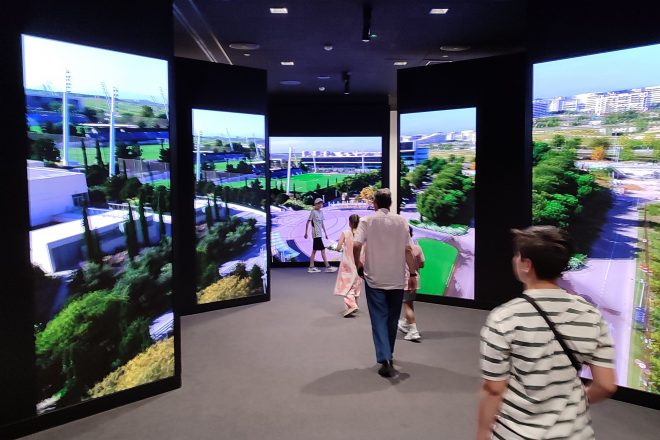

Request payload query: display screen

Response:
[192,109,267,304]
[399,108,476,299]
[269,136,382,263]
[533,43,660,393]
[23,35,175,414]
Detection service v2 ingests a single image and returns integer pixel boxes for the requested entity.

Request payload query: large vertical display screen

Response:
[192,109,267,304]
[533,43,660,393]
[23,35,175,414]
[269,136,382,263]
[399,108,476,299]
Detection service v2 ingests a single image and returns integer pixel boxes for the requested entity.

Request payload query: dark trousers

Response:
[364,281,404,364]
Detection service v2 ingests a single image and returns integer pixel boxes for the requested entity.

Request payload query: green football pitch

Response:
[417,238,458,296]
[65,143,167,165]
[215,173,353,191]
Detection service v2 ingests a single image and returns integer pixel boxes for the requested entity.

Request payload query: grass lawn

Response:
[417,238,459,296]
[150,179,171,189]
[66,143,168,165]
[212,173,354,192]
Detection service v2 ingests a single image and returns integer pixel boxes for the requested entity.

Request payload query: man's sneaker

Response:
[398,319,411,334]
[308,267,321,273]
[343,306,359,317]
[325,266,338,272]
[404,329,422,342]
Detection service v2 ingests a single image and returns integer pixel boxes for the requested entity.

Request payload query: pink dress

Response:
[334,229,363,305]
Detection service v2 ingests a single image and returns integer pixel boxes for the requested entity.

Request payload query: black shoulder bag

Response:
[522,294,582,372]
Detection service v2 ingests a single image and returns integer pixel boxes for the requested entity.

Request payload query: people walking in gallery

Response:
[304,198,337,273]
[334,214,363,317]
[353,188,417,378]
[477,226,617,440]
[398,226,425,341]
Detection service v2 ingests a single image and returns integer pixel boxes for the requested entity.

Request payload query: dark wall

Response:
[173,58,268,314]
[0,0,178,436]
[269,94,391,188]
[528,0,660,63]
[398,54,530,308]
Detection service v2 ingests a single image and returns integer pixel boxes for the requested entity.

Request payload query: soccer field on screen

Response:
[217,173,353,191]
[417,238,458,296]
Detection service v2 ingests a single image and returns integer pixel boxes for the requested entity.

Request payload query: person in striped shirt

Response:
[477,226,617,440]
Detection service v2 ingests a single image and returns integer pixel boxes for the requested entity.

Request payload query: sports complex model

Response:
[23,35,174,414]
[192,109,267,304]
[269,136,382,263]
[533,43,660,393]
[399,108,476,299]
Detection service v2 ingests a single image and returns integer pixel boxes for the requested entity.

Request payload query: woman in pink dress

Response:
[334,214,362,317]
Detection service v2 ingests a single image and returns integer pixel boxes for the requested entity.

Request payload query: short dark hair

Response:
[374,188,392,209]
[511,226,574,280]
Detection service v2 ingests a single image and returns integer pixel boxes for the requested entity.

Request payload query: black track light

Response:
[343,71,351,95]
[362,4,372,42]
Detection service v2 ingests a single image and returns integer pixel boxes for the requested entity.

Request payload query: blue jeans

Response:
[364,281,404,364]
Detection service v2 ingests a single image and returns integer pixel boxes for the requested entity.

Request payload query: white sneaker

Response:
[398,319,410,334]
[308,267,321,273]
[325,266,338,272]
[404,329,421,342]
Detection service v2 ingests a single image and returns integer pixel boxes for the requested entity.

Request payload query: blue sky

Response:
[22,35,168,101]
[534,43,660,99]
[192,109,265,139]
[400,107,476,136]
[270,137,382,154]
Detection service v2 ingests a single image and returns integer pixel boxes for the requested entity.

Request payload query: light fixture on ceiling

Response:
[280,80,301,86]
[228,43,260,50]
[281,61,295,66]
[244,53,251,57]
[323,44,334,51]
[362,4,372,42]
[440,45,470,52]
[393,61,408,66]
[270,7,288,14]
[425,60,453,66]
[429,8,449,15]
[319,86,326,92]
[343,71,351,95]
[317,75,331,80]
[442,55,449,58]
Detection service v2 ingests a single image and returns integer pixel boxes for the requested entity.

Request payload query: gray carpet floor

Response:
[25,268,659,439]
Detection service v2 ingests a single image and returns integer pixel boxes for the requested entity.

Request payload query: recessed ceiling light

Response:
[430,8,449,15]
[243,53,251,57]
[440,45,470,52]
[393,61,408,66]
[280,80,301,86]
[442,55,449,58]
[270,7,288,14]
[319,86,326,92]
[425,60,453,66]
[228,43,260,50]
[317,75,331,80]
[280,61,295,66]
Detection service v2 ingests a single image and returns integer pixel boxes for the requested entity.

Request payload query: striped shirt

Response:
[480,289,615,440]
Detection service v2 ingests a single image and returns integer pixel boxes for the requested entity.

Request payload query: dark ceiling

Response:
[173,0,526,105]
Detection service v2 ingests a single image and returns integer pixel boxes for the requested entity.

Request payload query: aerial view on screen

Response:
[533,43,660,392]
[23,35,175,413]
[269,136,382,263]
[400,108,476,299]
[192,109,267,304]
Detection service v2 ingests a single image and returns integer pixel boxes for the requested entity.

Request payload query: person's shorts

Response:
[403,290,417,302]
[313,237,325,250]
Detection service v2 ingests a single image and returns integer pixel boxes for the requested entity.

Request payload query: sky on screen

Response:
[22,35,168,101]
[269,137,382,153]
[192,109,265,139]
[400,107,476,136]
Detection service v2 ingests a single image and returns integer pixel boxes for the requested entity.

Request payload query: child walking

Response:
[304,198,337,273]
[334,214,362,317]
[398,226,425,341]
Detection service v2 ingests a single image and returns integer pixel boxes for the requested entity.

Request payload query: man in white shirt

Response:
[353,188,416,377]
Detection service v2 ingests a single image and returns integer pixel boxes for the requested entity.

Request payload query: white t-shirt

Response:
[308,209,324,238]
[353,209,410,290]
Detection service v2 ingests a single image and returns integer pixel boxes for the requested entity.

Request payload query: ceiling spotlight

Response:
[393,61,408,66]
[442,55,449,58]
[362,4,372,42]
[319,86,326,92]
[323,44,334,51]
[280,80,301,86]
[430,8,449,15]
[342,71,351,95]
[440,45,470,52]
[243,53,251,57]
[317,75,331,80]
[228,43,260,50]
[280,61,295,66]
[270,7,288,14]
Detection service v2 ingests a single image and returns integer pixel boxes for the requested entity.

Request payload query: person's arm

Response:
[405,244,416,276]
[353,242,363,273]
[417,246,425,269]
[353,220,366,273]
[336,232,346,252]
[322,221,329,239]
[304,212,313,239]
[585,365,617,403]
[477,379,508,440]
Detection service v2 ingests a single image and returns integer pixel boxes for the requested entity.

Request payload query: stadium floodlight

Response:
[62,69,71,166]
[109,87,118,176]
[196,130,202,181]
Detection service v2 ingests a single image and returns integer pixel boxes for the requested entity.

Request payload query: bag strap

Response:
[522,294,582,372]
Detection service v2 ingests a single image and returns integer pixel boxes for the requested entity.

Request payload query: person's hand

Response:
[357,266,364,278]
[325,234,329,240]
[304,233,308,239]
